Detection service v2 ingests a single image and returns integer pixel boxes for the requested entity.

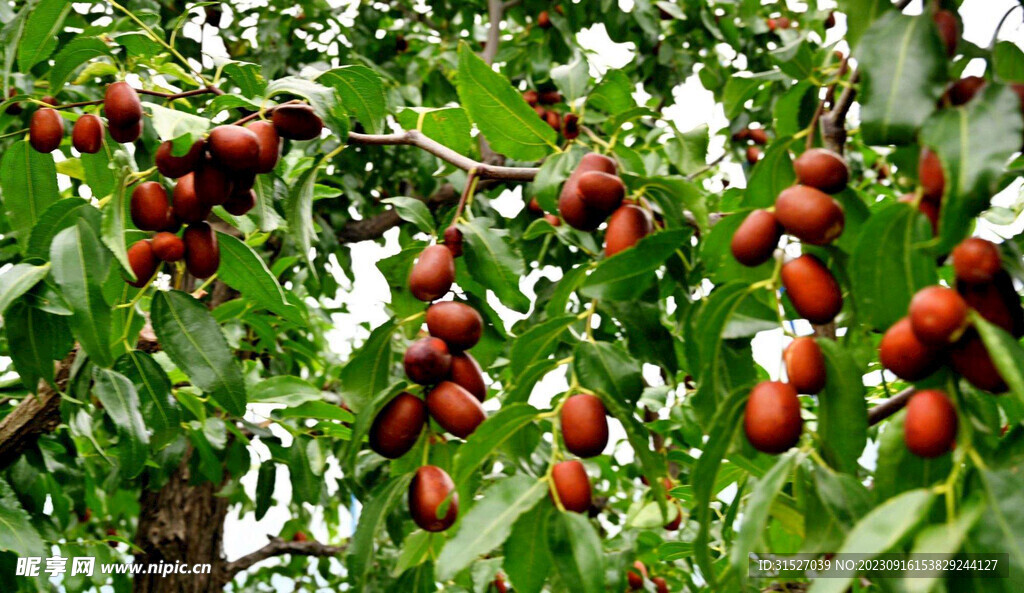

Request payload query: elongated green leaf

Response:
[26,198,91,258]
[504,502,552,593]
[729,452,799,574]
[855,13,947,145]
[114,350,181,448]
[289,436,319,504]
[700,209,775,284]
[969,469,1024,584]
[455,43,557,160]
[840,0,892,47]
[0,262,49,315]
[573,341,643,405]
[924,85,1024,251]
[580,229,691,300]
[874,410,950,501]
[808,489,934,593]
[1,140,60,248]
[742,138,796,208]
[92,367,150,478]
[101,156,135,277]
[599,384,668,507]
[588,69,635,113]
[151,291,247,416]
[0,478,46,558]
[906,501,983,593]
[5,299,69,391]
[254,461,275,520]
[48,36,113,90]
[849,202,936,331]
[547,511,605,593]
[338,319,397,413]
[459,218,529,312]
[975,316,1024,410]
[381,197,434,234]
[217,233,302,324]
[691,283,759,424]
[393,530,434,577]
[994,41,1024,83]
[812,464,873,529]
[319,66,387,134]
[17,0,70,72]
[249,376,322,405]
[816,340,867,473]
[50,222,112,367]
[453,404,539,487]
[287,160,319,267]
[348,473,413,590]
[396,107,474,156]
[509,316,574,375]
[641,177,708,231]
[437,476,548,579]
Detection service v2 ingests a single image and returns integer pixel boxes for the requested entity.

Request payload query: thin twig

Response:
[51,87,221,111]
[483,0,504,65]
[451,169,480,226]
[868,387,915,425]
[221,537,347,580]
[347,131,538,181]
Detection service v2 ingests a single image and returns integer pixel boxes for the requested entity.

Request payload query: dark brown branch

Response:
[52,86,222,111]
[820,71,859,154]
[0,349,76,469]
[221,537,347,580]
[868,387,915,426]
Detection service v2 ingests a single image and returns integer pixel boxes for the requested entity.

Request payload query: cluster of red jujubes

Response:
[627,560,670,593]
[732,126,769,164]
[523,88,579,140]
[879,237,1023,457]
[368,236,493,532]
[26,82,324,286]
[553,153,652,256]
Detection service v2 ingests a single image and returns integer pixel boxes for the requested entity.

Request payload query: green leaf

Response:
[975,316,1024,410]
[48,36,113,91]
[723,76,767,119]
[1,140,60,249]
[547,511,605,593]
[249,376,323,405]
[906,501,983,593]
[27,198,92,258]
[509,316,575,376]
[393,530,434,576]
[729,452,799,574]
[816,340,868,474]
[151,291,247,416]
[580,229,692,300]
[812,464,873,530]
[382,197,434,234]
[146,103,211,141]
[969,469,1024,584]
[0,262,49,315]
[458,218,529,312]
[286,158,319,267]
[216,233,303,324]
[993,41,1024,83]
[700,209,775,284]
[319,66,387,134]
[437,476,548,579]
[573,341,643,406]
[5,299,69,390]
[855,13,947,145]
[692,387,747,587]
[338,319,397,413]
[288,436,319,504]
[504,503,552,593]
[551,56,589,103]
[588,69,635,113]
[874,410,950,501]
[341,383,405,475]
[742,138,797,208]
[16,0,71,72]
[50,221,112,367]
[664,124,710,176]
[82,149,116,199]
[222,61,266,97]
[254,461,275,520]
[808,489,934,593]
[114,350,181,449]
[251,174,283,232]
[840,0,892,48]
[599,383,668,507]
[101,155,136,277]
[452,404,540,487]
[849,202,936,331]
[92,367,150,478]
[396,107,474,156]
[640,176,708,230]
[455,43,558,160]
[0,478,47,558]
[347,473,413,590]
[691,284,759,424]
[923,85,1024,251]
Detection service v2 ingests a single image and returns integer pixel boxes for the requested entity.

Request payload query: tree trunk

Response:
[132,451,231,593]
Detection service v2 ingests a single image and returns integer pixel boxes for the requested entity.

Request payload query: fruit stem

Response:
[450,169,480,228]
[0,128,28,141]
[193,273,220,295]
[581,125,610,150]
[107,0,210,87]
[398,311,426,325]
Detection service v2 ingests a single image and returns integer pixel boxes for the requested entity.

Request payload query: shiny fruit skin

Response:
[426,301,482,352]
[537,10,552,28]
[183,222,220,278]
[72,114,103,154]
[108,120,142,144]
[443,226,463,258]
[272,104,323,140]
[774,185,845,245]
[151,232,185,262]
[540,90,563,105]
[551,460,591,513]
[952,238,1001,284]
[605,204,652,257]
[950,331,1007,393]
[408,245,456,302]
[448,352,487,401]
[652,576,670,593]
[130,182,170,231]
[745,146,762,164]
[523,90,539,106]
[246,120,280,173]
[731,209,782,267]
[127,240,158,288]
[879,317,943,381]
[223,189,256,216]
[793,148,849,194]
[426,381,485,438]
[404,337,452,385]
[544,213,561,227]
[172,174,211,223]
[628,561,648,589]
[664,506,682,531]
[408,466,458,532]
[919,149,944,202]
[562,113,580,140]
[558,153,617,230]
[545,110,560,131]
[29,108,63,153]
[560,394,609,458]
[904,390,958,458]
[947,76,985,106]
[933,10,959,57]
[749,129,769,145]
[577,171,625,214]
[744,381,803,454]
[194,159,233,206]
[208,125,261,173]
[783,337,826,394]
[104,82,142,128]
[957,271,1024,337]
[369,392,426,458]
[908,286,969,344]
[5,88,21,114]
[156,140,205,178]
[780,255,843,324]
[527,196,544,215]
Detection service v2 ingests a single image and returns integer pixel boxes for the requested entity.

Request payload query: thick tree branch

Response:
[221,537,347,580]
[483,0,503,65]
[0,349,76,469]
[820,71,859,154]
[868,387,915,426]
[347,131,538,181]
